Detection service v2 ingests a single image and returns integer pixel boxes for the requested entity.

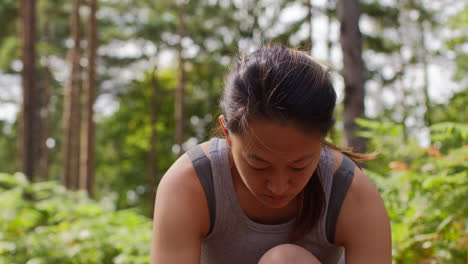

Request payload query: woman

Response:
[151,45,391,264]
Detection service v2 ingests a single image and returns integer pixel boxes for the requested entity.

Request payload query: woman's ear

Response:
[218,115,232,147]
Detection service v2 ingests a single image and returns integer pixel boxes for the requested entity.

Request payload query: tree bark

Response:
[63,0,82,190]
[79,0,97,197]
[337,0,367,152]
[20,0,40,181]
[325,1,333,63]
[305,0,313,55]
[396,11,409,143]
[418,20,432,128]
[39,67,51,180]
[175,3,186,157]
[148,67,158,218]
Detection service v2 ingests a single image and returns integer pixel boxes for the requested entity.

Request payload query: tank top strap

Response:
[205,137,232,238]
[186,145,216,234]
[325,155,356,244]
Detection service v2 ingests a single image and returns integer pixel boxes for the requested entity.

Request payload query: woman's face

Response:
[223,118,323,209]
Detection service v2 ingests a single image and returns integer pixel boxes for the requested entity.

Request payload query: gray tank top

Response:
[187,138,354,264]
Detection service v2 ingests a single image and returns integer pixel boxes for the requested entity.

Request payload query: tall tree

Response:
[446,2,468,84]
[361,0,439,136]
[417,17,432,128]
[38,66,52,179]
[79,0,97,197]
[337,0,367,152]
[148,67,158,218]
[62,0,82,190]
[325,0,335,63]
[396,12,410,143]
[305,0,313,54]
[20,0,40,181]
[175,1,187,157]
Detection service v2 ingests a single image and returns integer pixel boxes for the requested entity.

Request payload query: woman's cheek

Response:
[243,170,267,189]
[293,170,314,187]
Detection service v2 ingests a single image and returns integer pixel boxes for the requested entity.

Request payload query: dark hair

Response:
[221,45,336,135]
[219,45,372,242]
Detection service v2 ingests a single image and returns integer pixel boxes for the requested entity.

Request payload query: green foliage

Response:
[0,0,18,45]
[0,173,151,264]
[95,69,176,212]
[364,34,401,54]
[431,122,468,152]
[361,1,400,27]
[0,37,19,72]
[95,55,227,212]
[431,89,468,125]
[0,120,18,174]
[359,120,468,263]
[446,3,468,82]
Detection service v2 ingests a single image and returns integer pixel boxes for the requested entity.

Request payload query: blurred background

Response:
[0,0,466,263]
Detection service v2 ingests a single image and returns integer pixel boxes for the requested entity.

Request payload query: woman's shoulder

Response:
[327,148,379,203]
[157,141,212,199]
[329,150,391,250]
[159,141,211,188]
[155,141,212,235]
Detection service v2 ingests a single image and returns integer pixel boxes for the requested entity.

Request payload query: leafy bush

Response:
[361,121,468,263]
[0,173,151,264]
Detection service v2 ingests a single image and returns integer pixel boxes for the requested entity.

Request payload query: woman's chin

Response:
[258,194,293,209]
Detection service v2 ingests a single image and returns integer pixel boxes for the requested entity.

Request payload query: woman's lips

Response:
[264,194,288,203]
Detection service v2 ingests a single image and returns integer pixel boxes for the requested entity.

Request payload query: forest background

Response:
[0,0,467,263]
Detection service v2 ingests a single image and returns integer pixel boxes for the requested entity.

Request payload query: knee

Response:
[258,244,321,264]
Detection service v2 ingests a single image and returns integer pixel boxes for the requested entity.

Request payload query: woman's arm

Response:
[334,165,392,264]
[150,154,210,264]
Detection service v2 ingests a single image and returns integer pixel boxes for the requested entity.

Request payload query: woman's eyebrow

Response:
[247,154,271,164]
[290,153,315,163]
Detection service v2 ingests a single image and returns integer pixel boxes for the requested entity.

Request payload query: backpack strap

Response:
[186,145,216,234]
[326,155,356,244]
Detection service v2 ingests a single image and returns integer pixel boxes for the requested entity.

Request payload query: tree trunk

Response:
[396,11,409,143]
[20,0,40,181]
[63,0,82,190]
[80,0,97,197]
[418,20,432,128]
[16,110,24,175]
[148,67,159,218]
[325,1,333,63]
[39,67,51,180]
[305,0,313,55]
[175,3,186,157]
[337,0,367,152]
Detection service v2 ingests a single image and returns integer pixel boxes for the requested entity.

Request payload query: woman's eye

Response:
[249,164,269,171]
[291,167,306,171]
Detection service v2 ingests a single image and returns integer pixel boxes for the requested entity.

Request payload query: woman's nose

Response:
[266,175,290,195]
